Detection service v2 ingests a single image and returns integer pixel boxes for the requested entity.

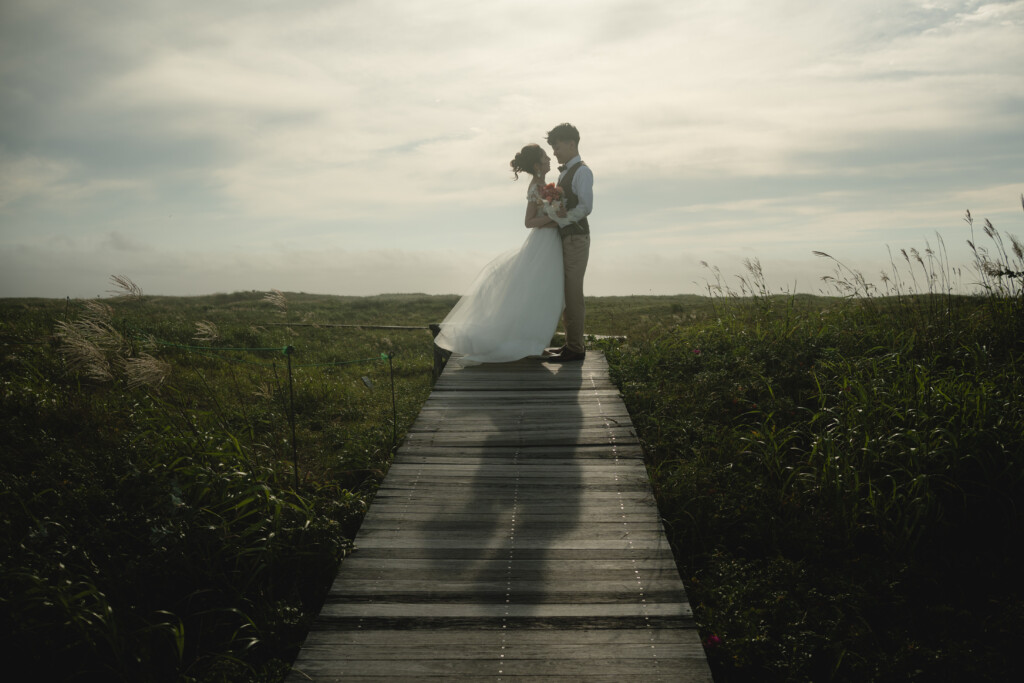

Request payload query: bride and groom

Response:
[434,123,592,364]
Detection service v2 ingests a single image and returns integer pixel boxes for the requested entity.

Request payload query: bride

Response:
[434,144,564,363]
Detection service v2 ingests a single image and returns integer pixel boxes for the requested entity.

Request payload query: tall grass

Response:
[601,202,1024,681]
[1,287,441,681]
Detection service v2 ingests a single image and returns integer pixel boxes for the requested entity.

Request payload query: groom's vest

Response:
[557,161,590,238]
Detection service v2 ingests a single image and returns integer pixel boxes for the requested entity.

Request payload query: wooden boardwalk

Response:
[287,352,713,681]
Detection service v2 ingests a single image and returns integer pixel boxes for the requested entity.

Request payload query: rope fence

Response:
[261,323,431,330]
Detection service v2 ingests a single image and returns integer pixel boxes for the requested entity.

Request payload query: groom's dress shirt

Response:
[554,155,593,228]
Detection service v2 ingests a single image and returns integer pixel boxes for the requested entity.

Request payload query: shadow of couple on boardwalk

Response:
[423,356,587,622]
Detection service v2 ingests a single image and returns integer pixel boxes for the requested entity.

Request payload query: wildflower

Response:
[692,348,701,355]
[703,634,722,649]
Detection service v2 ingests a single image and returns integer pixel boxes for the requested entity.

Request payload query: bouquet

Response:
[537,183,563,203]
[536,182,564,219]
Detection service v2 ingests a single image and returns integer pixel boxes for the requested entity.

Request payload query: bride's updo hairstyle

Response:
[510,144,544,180]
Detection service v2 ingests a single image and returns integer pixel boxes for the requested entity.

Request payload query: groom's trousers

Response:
[562,233,590,354]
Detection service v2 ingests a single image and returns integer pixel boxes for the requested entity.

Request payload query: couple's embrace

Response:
[435,123,592,364]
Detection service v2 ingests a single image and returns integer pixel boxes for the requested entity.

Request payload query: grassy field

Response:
[598,218,1024,681]
[1,289,454,681]
[604,290,1023,681]
[2,212,1022,681]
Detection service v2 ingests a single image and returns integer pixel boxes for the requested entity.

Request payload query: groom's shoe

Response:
[548,348,586,362]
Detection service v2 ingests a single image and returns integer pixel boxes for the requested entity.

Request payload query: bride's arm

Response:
[524,200,557,229]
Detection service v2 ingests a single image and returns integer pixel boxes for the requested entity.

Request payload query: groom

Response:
[546,122,592,362]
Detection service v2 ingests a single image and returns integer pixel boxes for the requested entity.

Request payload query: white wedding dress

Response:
[434,184,564,363]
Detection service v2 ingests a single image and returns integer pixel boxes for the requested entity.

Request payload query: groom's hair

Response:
[546,123,580,145]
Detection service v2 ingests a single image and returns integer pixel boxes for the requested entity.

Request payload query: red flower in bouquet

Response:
[538,183,563,203]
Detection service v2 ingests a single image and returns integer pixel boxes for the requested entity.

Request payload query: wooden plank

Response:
[424,390,624,402]
[362,498,660,511]
[291,661,711,682]
[369,488,656,499]
[287,351,712,682]
[408,417,634,432]
[435,373,619,384]
[299,640,706,660]
[316,602,694,620]
[352,538,676,551]
[377,474,652,487]
[411,408,632,419]
[326,585,690,605]
[368,491,661,507]
[329,557,681,576]
[372,468,651,481]
[361,511,663,524]
[384,462,649,474]
[438,356,610,374]
[356,517,664,531]
[395,444,647,459]
[300,628,704,647]
[336,546,681,561]
[401,431,636,449]
[381,465,648,476]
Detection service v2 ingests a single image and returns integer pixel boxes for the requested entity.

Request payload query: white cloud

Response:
[0,153,69,207]
[1,0,1021,298]
[0,150,147,211]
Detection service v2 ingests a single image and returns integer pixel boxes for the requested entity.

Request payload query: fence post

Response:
[284,345,299,489]
[386,352,397,451]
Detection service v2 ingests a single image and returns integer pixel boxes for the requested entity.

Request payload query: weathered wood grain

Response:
[286,352,712,682]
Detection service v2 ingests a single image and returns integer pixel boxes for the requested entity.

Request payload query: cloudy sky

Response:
[1,0,1021,299]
